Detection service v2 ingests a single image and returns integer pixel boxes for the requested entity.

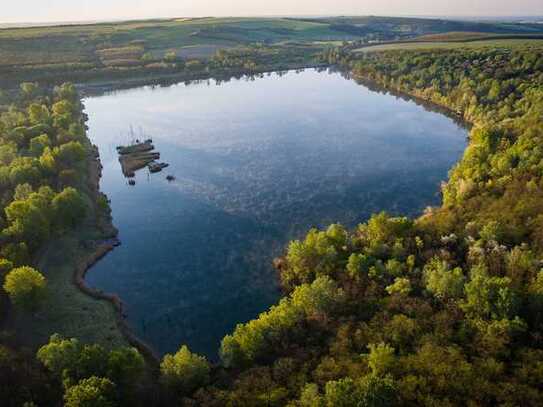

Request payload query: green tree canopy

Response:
[3,266,46,311]
[160,345,210,395]
[52,187,86,228]
[63,376,116,407]
[423,257,465,300]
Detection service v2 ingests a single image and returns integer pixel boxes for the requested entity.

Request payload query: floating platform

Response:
[117,138,169,178]
[119,151,160,177]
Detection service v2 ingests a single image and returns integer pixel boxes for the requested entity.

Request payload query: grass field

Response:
[0,17,350,68]
[11,234,129,350]
[2,16,543,70]
[354,38,543,53]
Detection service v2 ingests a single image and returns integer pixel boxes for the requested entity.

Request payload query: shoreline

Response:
[0,62,328,92]
[76,65,472,368]
[79,144,160,367]
[347,71,474,130]
[76,63,328,97]
[72,65,327,367]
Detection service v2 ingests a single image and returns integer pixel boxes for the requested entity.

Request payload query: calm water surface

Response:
[84,69,467,359]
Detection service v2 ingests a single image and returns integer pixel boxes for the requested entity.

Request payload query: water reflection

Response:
[84,69,466,359]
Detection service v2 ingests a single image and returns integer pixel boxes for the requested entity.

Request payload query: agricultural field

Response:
[354,37,543,53]
[1,16,543,84]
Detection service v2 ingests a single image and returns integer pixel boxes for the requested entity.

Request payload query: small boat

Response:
[148,162,169,173]
[117,140,154,155]
[166,175,176,181]
[128,179,136,186]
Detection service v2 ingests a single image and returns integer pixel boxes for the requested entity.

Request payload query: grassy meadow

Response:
[355,37,543,53]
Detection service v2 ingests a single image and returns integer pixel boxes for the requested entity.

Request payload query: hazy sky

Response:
[2,0,543,23]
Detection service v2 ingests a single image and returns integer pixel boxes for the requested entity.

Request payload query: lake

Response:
[84,68,467,359]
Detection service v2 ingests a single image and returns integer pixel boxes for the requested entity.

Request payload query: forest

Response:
[1,22,543,407]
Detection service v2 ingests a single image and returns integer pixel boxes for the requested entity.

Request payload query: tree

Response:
[39,147,57,174]
[0,242,30,265]
[64,376,116,407]
[52,187,86,228]
[346,253,372,279]
[13,183,33,201]
[386,277,411,296]
[298,383,324,407]
[4,189,52,249]
[291,275,342,317]
[283,226,346,289]
[367,343,395,376]
[54,83,78,103]
[461,265,519,321]
[357,373,397,407]
[106,347,144,387]
[324,377,358,407]
[163,51,177,63]
[3,266,46,311]
[423,257,465,300]
[37,335,144,391]
[27,104,51,125]
[0,143,16,166]
[160,345,210,395]
[29,134,51,156]
[221,276,341,367]
[8,157,41,186]
[52,99,75,117]
[54,141,85,168]
[0,258,13,277]
[20,82,39,100]
[141,52,154,63]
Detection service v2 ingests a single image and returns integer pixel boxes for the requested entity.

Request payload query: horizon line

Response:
[1,13,542,29]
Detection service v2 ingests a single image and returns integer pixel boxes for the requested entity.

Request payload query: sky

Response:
[2,0,543,24]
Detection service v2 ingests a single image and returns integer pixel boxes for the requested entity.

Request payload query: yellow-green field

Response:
[355,38,543,53]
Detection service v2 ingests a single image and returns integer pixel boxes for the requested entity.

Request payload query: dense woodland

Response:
[2,42,543,406]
